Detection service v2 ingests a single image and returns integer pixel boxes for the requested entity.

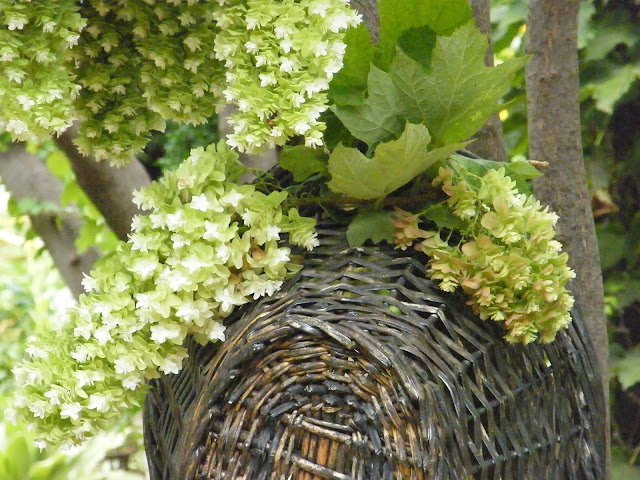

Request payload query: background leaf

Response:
[331,66,404,147]
[346,209,395,247]
[612,447,640,480]
[588,62,640,115]
[329,25,374,106]
[377,0,472,67]
[582,9,639,62]
[279,145,328,182]
[614,348,640,390]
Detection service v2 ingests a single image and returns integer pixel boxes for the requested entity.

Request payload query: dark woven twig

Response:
[143,225,604,479]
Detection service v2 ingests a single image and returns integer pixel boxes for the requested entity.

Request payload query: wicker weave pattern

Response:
[144,226,604,479]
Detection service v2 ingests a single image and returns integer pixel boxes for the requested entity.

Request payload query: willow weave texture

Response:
[143,225,604,479]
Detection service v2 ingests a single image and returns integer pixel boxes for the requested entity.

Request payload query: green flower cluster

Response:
[407,167,575,344]
[213,0,361,152]
[1,0,360,164]
[72,0,225,165]
[10,142,318,448]
[0,1,85,140]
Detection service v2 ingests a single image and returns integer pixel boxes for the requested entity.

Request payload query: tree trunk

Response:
[525,0,609,475]
[0,145,100,297]
[467,0,508,162]
[55,128,151,240]
[351,0,380,42]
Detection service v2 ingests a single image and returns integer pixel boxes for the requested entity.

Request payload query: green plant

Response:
[7,0,572,453]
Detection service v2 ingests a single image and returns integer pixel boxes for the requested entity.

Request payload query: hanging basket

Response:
[143,224,604,479]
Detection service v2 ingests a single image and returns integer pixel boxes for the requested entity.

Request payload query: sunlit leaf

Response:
[328,123,464,199]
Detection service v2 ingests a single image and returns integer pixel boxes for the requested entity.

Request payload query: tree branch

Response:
[526,1,609,475]
[0,144,100,297]
[467,0,508,162]
[55,127,151,240]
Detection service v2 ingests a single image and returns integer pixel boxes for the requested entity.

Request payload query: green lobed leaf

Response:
[421,202,467,231]
[588,62,640,114]
[279,145,328,182]
[582,9,639,62]
[614,348,640,390]
[377,0,472,67]
[331,66,405,147]
[328,123,465,199]
[346,208,395,247]
[397,25,437,69]
[447,154,542,193]
[329,24,374,106]
[391,23,529,146]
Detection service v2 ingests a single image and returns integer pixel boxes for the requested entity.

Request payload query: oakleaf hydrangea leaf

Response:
[447,154,542,193]
[328,123,465,199]
[346,209,395,247]
[377,0,472,67]
[279,145,328,182]
[329,24,374,106]
[331,65,405,147]
[391,23,529,146]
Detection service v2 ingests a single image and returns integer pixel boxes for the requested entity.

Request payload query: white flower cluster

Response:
[1,0,359,163]
[0,1,85,140]
[11,142,319,448]
[213,0,361,152]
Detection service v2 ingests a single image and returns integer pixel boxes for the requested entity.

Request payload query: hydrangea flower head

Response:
[13,141,318,447]
[408,167,575,344]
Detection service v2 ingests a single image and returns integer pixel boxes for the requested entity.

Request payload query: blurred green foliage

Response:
[0,186,148,478]
[492,0,640,475]
[139,117,219,176]
[0,107,217,480]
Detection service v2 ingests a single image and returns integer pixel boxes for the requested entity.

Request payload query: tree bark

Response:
[526,0,609,475]
[467,0,508,162]
[351,0,380,42]
[55,128,151,241]
[0,145,100,297]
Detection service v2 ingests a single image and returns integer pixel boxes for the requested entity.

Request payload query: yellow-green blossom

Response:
[418,167,575,344]
[1,0,360,163]
[13,142,318,448]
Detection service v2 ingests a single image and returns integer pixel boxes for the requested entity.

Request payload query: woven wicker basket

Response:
[143,224,604,479]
